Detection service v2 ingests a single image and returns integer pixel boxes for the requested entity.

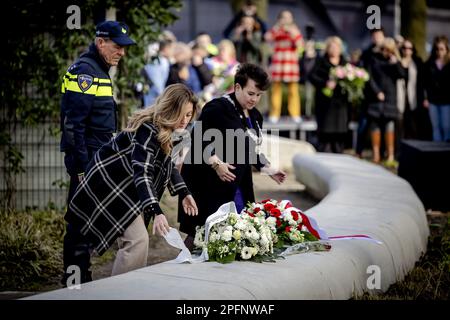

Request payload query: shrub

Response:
[0,210,65,290]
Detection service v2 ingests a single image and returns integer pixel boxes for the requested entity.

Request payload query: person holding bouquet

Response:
[309,36,349,153]
[178,63,286,251]
[63,84,199,284]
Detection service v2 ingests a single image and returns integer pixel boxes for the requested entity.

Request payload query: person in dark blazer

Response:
[178,63,286,250]
[309,36,349,153]
[356,27,385,158]
[366,37,406,164]
[64,84,199,284]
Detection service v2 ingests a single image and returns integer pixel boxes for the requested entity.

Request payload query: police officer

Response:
[60,21,136,285]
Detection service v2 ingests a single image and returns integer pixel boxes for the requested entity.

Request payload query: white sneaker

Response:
[268,116,279,124]
[292,116,303,123]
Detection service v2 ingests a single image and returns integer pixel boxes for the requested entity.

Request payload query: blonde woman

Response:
[63,84,199,283]
[366,37,406,164]
[309,36,348,153]
[206,39,240,95]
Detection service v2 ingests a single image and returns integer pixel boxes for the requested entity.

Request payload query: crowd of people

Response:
[135,0,450,166]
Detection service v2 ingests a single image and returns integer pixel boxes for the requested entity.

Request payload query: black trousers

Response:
[62,174,93,286]
[317,132,345,153]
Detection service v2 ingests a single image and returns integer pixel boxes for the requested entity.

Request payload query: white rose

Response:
[235,220,246,230]
[221,229,233,242]
[193,231,204,248]
[209,232,219,242]
[266,216,277,226]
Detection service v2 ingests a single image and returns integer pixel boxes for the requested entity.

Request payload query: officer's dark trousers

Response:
[62,175,93,286]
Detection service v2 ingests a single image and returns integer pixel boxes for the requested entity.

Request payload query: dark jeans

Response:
[356,114,368,156]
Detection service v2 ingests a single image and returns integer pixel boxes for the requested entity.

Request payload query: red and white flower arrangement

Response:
[194,199,330,263]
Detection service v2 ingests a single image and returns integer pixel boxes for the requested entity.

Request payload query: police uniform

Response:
[61,21,135,286]
[60,44,116,190]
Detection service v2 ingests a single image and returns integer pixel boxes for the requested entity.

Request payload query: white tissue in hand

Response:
[163,227,205,263]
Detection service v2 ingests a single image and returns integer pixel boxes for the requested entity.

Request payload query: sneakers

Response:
[292,116,302,123]
[267,116,302,124]
[268,116,279,124]
[382,159,399,169]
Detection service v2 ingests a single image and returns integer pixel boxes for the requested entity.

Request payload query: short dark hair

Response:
[234,63,271,91]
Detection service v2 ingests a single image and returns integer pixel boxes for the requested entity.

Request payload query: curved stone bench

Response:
[26,153,429,300]
[292,153,429,296]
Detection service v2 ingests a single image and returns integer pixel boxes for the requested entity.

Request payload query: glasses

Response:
[437,47,447,52]
[402,46,413,50]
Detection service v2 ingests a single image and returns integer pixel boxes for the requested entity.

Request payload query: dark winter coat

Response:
[423,59,450,105]
[366,53,406,120]
[309,55,349,134]
[178,93,269,236]
[65,122,190,255]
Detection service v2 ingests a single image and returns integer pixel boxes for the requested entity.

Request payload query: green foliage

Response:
[0,209,66,290]
[113,0,182,126]
[3,0,182,124]
[1,0,182,208]
[207,240,237,263]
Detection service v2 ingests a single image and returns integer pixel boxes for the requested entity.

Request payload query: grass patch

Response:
[355,212,450,300]
[0,209,65,291]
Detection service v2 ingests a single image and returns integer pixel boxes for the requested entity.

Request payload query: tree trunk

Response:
[401,0,427,60]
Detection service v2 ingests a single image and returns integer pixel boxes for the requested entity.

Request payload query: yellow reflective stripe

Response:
[97,78,112,84]
[65,81,98,95]
[61,72,112,95]
[65,72,78,79]
[96,85,113,96]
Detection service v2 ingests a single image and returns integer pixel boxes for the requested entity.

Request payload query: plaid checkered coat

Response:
[267,26,302,83]
[65,122,190,255]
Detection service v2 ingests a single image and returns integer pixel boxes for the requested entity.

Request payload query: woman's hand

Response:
[215,162,236,182]
[152,214,170,236]
[261,165,287,185]
[326,80,336,90]
[182,195,198,216]
[377,92,385,102]
[270,170,287,184]
[389,54,398,64]
[423,99,429,108]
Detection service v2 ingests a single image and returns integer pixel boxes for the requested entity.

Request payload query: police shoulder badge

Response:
[77,74,94,92]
